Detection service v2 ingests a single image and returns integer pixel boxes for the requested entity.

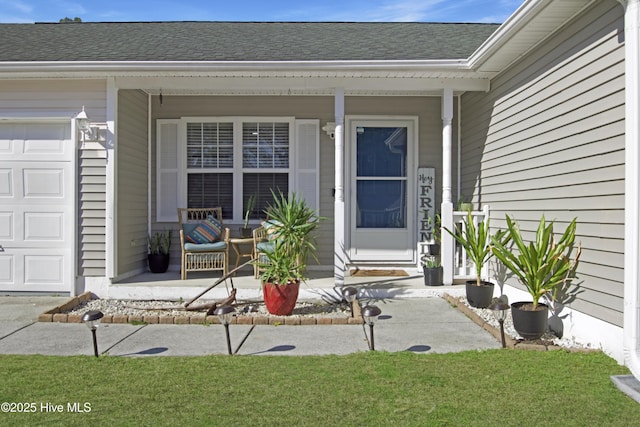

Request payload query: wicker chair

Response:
[252,225,270,279]
[178,207,230,280]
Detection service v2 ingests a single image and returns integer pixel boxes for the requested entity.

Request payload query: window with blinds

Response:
[186,120,291,220]
[157,117,318,225]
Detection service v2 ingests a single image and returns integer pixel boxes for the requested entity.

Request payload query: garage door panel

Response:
[23,168,66,198]
[0,212,13,240]
[24,212,65,241]
[0,255,14,284]
[0,168,12,196]
[24,254,65,286]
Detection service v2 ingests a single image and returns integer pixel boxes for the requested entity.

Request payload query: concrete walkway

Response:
[0,296,501,357]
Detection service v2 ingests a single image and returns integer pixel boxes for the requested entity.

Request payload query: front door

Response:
[348,118,416,262]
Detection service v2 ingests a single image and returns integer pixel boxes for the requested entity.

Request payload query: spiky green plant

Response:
[257,191,322,284]
[490,215,581,309]
[444,211,507,287]
[148,230,172,255]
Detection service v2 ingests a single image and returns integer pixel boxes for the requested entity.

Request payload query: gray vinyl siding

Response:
[116,90,149,276]
[151,95,447,267]
[460,1,624,326]
[79,144,107,276]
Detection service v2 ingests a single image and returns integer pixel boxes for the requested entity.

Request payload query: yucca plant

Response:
[257,191,322,284]
[148,230,172,255]
[490,215,581,309]
[444,211,507,287]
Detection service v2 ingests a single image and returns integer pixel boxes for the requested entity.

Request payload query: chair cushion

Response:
[185,215,223,244]
[263,220,282,241]
[256,241,275,253]
[184,241,227,251]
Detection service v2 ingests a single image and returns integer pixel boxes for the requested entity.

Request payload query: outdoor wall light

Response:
[342,287,357,317]
[362,305,382,351]
[75,106,96,140]
[322,122,336,139]
[488,302,510,348]
[213,305,235,355]
[82,310,104,357]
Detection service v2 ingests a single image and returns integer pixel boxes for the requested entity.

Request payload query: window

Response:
[186,118,292,221]
[156,117,318,224]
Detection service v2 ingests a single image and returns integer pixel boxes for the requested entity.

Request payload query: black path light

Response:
[82,310,104,357]
[362,305,382,351]
[488,302,510,348]
[213,305,235,355]
[342,287,358,317]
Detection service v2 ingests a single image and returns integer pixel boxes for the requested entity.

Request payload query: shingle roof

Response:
[0,21,499,62]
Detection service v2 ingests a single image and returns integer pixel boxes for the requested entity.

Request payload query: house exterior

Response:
[1,0,639,381]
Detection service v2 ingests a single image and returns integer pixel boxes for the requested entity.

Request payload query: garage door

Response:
[0,122,74,293]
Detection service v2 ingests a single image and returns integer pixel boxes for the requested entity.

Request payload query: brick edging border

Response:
[37,291,364,326]
[443,293,598,353]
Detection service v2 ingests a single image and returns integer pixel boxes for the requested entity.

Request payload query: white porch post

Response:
[334,88,346,286]
[105,77,117,280]
[620,0,640,384]
[441,88,455,285]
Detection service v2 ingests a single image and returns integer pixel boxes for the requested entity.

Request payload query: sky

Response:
[0,0,525,24]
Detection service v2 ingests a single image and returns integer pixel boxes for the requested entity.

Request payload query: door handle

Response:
[0,245,4,252]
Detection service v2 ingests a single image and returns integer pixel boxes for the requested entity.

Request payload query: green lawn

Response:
[0,350,638,426]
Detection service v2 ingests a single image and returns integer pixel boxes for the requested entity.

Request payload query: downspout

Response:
[457,94,462,202]
[621,0,640,382]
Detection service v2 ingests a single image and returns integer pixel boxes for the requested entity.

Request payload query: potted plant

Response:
[240,194,256,238]
[426,213,441,256]
[148,230,172,273]
[257,191,322,315]
[444,211,507,308]
[421,256,443,286]
[490,216,581,340]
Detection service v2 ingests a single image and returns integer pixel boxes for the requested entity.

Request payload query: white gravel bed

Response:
[67,298,351,318]
[456,296,592,350]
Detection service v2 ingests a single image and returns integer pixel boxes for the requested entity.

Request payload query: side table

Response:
[229,237,254,272]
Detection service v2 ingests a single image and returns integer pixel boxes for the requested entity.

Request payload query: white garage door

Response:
[0,122,74,293]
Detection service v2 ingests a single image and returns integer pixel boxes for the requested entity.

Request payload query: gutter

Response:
[0,59,470,73]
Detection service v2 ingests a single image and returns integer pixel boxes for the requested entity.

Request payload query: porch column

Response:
[334,88,346,286]
[105,77,117,280]
[441,88,454,285]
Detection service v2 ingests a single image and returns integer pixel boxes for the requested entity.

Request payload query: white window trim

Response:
[179,116,296,224]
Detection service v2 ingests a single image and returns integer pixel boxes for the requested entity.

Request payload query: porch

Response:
[110,268,468,302]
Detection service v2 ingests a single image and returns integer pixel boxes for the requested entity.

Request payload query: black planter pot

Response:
[422,266,443,286]
[148,253,170,274]
[511,301,549,340]
[239,227,253,238]
[465,281,494,308]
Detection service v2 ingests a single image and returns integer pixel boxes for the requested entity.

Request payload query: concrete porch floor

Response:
[110,266,467,302]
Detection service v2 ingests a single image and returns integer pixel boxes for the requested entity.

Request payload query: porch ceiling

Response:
[118,72,490,96]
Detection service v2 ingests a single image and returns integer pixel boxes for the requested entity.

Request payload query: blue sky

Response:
[0,0,524,24]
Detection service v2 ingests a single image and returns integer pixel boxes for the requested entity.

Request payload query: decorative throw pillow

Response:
[185,215,223,244]
[263,220,282,241]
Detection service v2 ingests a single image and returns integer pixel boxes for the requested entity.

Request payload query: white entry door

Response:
[0,122,74,293]
[348,118,416,262]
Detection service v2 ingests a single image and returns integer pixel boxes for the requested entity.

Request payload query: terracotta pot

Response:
[262,280,300,315]
[511,302,549,340]
[465,281,494,308]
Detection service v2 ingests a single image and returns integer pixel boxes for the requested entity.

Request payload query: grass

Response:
[0,350,638,426]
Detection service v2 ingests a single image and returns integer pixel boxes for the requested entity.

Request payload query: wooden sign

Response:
[417,167,435,261]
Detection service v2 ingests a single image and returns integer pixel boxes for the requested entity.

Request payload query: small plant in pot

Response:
[444,211,508,308]
[490,216,581,340]
[148,230,172,273]
[240,194,256,238]
[257,191,322,315]
[421,256,443,286]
